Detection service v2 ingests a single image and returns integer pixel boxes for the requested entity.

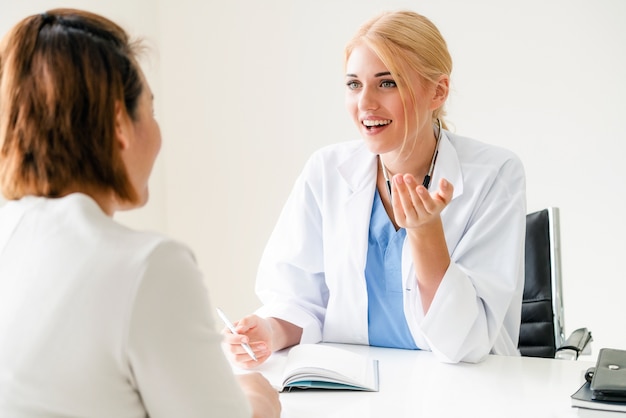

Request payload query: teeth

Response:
[363,119,391,127]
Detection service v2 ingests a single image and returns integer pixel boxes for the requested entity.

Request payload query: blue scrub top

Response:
[365,189,418,350]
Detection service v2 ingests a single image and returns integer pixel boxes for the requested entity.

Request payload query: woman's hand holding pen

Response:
[391,175,453,230]
[221,314,274,369]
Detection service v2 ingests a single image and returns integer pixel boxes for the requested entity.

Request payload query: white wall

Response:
[2,0,625,356]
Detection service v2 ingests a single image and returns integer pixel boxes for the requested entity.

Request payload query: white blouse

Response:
[0,194,251,418]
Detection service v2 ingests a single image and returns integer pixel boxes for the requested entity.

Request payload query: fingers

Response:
[226,338,271,362]
[231,314,256,334]
[227,343,272,369]
[221,329,250,345]
[392,174,428,217]
[392,174,453,227]
[436,178,454,204]
[221,315,273,368]
[219,314,259,340]
[222,335,269,369]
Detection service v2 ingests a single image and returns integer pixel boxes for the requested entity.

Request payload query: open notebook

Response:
[276,344,379,392]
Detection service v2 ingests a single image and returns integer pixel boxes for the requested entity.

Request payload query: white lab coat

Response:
[256,131,526,363]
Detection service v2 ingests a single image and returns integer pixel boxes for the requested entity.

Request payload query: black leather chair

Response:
[518,207,592,359]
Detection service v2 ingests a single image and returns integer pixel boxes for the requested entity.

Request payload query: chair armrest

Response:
[555,327,593,360]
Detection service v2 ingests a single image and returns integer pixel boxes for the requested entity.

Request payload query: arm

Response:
[236,374,281,418]
[391,175,454,312]
[254,152,330,343]
[126,241,280,418]
[224,152,332,369]
[419,156,526,362]
[403,155,526,363]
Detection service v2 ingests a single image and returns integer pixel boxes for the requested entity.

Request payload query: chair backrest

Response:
[518,207,566,358]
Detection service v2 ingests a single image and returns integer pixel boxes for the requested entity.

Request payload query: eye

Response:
[346,80,361,90]
[380,80,397,88]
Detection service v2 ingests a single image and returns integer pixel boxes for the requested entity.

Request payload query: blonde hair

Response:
[0,8,144,202]
[344,10,452,142]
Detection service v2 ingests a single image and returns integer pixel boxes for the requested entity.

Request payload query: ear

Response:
[430,74,450,111]
[114,101,132,151]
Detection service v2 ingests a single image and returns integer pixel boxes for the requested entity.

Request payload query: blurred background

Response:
[2,0,625,358]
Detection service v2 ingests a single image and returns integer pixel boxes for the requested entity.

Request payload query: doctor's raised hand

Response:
[389,174,455,312]
[228,9,526,367]
[390,175,454,229]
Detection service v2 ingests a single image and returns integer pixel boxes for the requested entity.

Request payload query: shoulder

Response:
[444,131,526,213]
[301,140,369,173]
[447,131,524,171]
[113,229,199,279]
[447,131,521,164]
[307,140,366,163]
[59,193,198,272]
[446,131,525,178]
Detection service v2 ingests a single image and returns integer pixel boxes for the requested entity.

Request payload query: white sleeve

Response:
[255,153,328,344]
[415,156,526,363]
[126,241,251,418]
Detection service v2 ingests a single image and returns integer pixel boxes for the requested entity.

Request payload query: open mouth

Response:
[362,119,391,130]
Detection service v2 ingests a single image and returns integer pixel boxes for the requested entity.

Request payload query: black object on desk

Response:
[590,348,626,402]
[571,348,626,412]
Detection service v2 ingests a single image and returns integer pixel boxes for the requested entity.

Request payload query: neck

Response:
[379,138,436,179]
[378,121,442,189]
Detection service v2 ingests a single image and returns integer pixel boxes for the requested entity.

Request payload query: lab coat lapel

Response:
[327,145,376,344]
[336,144,377,263]
[429,132,464,199]
[401,131,465,342]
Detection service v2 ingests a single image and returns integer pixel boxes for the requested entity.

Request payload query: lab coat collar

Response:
[335,132,464,200]
[336,143,378,195]
[432,131,464,200]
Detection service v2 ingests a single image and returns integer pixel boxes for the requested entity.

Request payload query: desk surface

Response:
[253,344,610,418]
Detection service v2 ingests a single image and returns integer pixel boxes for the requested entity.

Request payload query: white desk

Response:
[253,344,611,418]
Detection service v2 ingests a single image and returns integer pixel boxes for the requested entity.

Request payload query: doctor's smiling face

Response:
[344,43,439,158]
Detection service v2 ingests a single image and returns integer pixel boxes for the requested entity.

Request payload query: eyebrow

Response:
[345,71,392,78]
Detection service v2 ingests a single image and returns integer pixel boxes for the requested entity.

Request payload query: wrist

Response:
[405,216,443,240]
[268,317,302,351]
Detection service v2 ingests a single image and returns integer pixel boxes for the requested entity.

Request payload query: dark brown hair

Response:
[0,8,144,202]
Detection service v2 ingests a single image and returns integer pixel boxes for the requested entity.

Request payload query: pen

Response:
[216,307,258,361]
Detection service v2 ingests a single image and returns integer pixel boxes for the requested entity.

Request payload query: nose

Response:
[358,85,379,111]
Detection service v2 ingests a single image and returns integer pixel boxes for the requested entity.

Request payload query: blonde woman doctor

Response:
[223,10,526,365]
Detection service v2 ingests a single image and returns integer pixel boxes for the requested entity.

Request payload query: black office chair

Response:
[518,207,592,359]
